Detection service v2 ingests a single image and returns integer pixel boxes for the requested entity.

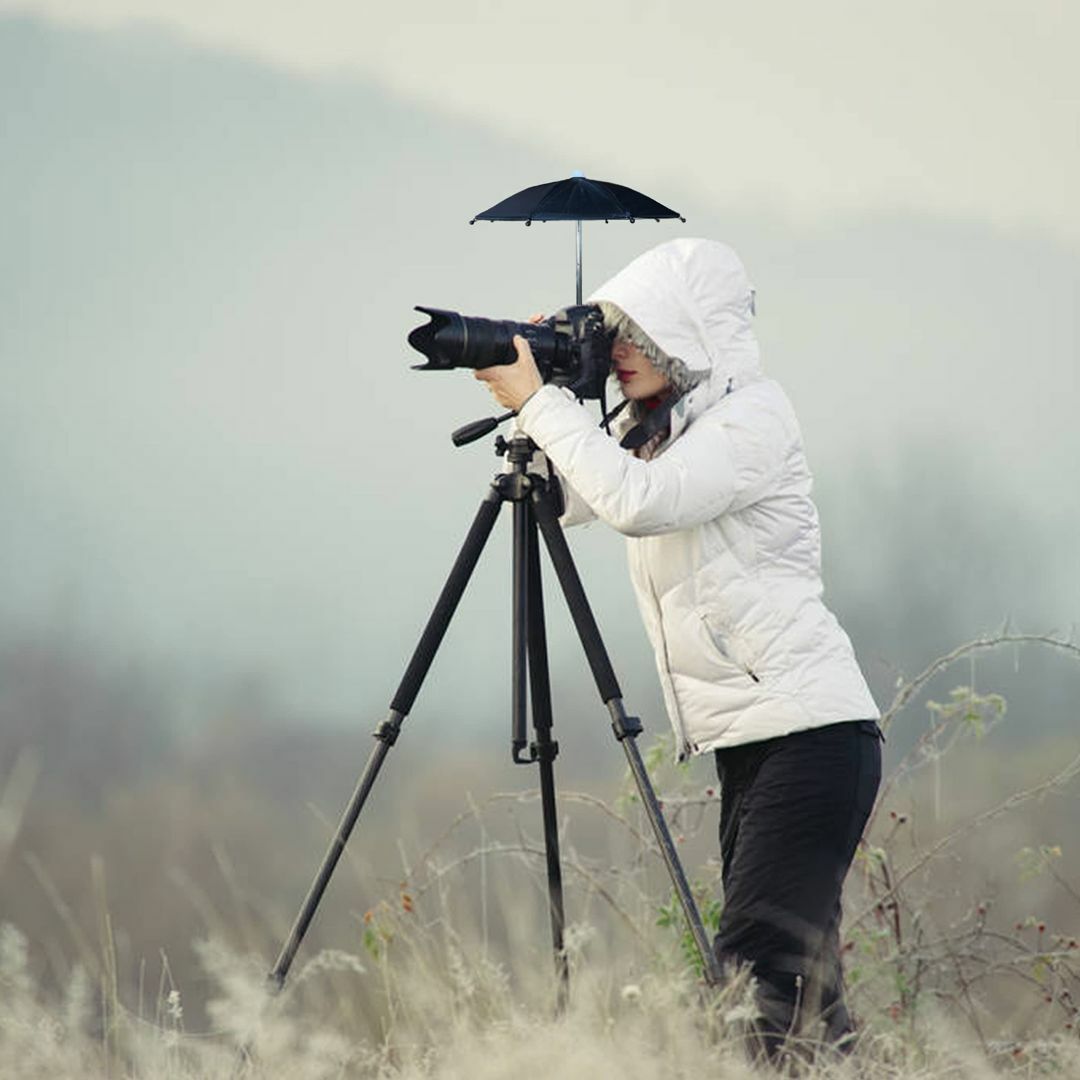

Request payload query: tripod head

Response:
[495,432,538,465]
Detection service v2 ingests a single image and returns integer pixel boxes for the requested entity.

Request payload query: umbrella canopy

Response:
[470,175,686,225]
[470,173,686,303]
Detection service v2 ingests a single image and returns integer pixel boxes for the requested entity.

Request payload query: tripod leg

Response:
[530,486,724,987]
[269,485,504,991]
[512,502,529,761]
[522,506,569,1008]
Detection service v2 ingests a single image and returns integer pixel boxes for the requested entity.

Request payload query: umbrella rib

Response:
[596,181,633,220]
[534,179,593,219]
[584,178,628,219]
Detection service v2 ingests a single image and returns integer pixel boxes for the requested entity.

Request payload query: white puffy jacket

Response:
[516,238,879,759]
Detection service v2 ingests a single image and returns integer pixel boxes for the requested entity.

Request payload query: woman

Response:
[476,238,882,1058]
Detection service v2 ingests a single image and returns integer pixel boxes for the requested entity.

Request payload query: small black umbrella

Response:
[470,172,686,303]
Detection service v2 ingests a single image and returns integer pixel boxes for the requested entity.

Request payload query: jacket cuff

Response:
[516,384,578,440]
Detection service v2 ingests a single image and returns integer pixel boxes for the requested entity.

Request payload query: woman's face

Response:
[611,338,670,400]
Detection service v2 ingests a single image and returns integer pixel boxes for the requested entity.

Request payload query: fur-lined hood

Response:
[588,238,762,440]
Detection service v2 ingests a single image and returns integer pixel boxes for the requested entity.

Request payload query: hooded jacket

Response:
[516,238,879,758]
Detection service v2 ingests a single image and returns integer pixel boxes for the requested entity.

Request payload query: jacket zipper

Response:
[637,545,693,758]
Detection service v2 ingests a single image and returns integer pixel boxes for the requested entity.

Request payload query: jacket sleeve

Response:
[508,410,596,528]
[555,466,598,527]
[516,384,794,537]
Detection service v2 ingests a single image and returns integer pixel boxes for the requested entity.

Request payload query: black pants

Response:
[713,719,882,1059]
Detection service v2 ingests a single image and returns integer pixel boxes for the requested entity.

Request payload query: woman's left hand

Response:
[474,335,543,412]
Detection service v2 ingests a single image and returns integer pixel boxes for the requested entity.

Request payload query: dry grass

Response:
[2,631,1080,1076]
[3,901,1079,1079]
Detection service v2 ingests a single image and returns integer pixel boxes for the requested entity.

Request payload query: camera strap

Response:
[619,390,684,451]
[598,395,631,435]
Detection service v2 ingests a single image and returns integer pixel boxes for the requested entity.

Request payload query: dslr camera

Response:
[408,304,612,401]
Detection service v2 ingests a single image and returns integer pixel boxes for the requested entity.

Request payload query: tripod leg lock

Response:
[530,738,559,763]
[512,739,560,765]
[607,699,643,741]
[374,710,406,746]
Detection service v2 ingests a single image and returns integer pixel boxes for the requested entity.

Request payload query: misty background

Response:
[2,12,1075,726]
[0,5,1077,1020]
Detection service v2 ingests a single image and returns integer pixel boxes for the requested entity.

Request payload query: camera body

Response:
[408,304,612,400]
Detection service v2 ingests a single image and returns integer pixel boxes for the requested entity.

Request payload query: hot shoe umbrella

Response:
[470,173,686,303]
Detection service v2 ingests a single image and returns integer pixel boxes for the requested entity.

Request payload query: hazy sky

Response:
[4,0,1078,243]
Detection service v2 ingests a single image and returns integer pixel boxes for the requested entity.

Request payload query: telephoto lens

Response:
[408,309,554,371]
[408,304,612,399]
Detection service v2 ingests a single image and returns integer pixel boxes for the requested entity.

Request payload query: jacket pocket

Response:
[698,612,762,684]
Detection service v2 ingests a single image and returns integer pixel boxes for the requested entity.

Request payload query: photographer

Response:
[476,238,882,1059]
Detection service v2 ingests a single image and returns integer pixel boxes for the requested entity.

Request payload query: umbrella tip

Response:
[571,169,586,178]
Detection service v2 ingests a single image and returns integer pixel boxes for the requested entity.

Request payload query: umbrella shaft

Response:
[576,219,583,305]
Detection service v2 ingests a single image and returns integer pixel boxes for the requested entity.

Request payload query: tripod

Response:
[269,435,723,1003]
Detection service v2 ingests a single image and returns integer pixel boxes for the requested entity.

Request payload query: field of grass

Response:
[2,632,1079,1076]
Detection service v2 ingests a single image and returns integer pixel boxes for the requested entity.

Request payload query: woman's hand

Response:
[474,315,546,412]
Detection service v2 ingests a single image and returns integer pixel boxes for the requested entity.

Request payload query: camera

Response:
[408,304,612,400]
